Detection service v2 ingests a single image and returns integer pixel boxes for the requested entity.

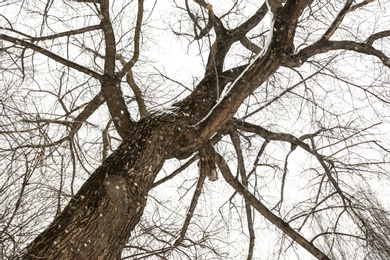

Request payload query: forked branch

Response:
[212,149,330,260]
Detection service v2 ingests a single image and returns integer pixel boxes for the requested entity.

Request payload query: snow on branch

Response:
[266,0,282,14]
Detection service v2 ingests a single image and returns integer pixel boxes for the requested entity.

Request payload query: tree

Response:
[1,0,390,259]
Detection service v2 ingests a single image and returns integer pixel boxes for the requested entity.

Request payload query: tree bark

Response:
[24,114,176,259]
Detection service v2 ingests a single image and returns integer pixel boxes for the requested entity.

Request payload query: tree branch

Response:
[212,149,330,260]
[117,0,144,80]
[232,3,268,38]
[229,128,255,260]
[2,24,101,42]
[239,36,262,54]
[152,156,198,188]
[319,0,353,42]
[118,55,148,118]
[174,167,206,246]
[366,30,390,45]
[0,34,102,80]
[231,119,315,154]
[184,0,212,39]
[6,91,106,150]
[294,40,390,68]
[100,0,135,139]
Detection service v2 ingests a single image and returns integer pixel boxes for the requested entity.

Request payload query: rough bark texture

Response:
[24,114,175,259]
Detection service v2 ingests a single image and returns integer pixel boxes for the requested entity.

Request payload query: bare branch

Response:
[366,30,390,45]
[239,36,262,54]
[117,0,144,79]
[319,0,353,42]
[232,3,268,37]
[349,0,374,12]
[100,0,135,139]
[293,40,390,69]
[0,34,102,80]
[174,167,206,246]
[152,156,198,188]
[118,55,148,118]
[229,128,255,259]
[1,24,101,42]
[212,149,331,260]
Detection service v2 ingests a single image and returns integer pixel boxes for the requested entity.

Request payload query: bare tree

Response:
[1,0,390,259]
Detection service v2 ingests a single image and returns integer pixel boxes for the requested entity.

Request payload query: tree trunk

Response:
[23,73,224,258]
[23,114,177,259]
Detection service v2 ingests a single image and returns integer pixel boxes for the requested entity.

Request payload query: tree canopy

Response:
[1,0,390,259]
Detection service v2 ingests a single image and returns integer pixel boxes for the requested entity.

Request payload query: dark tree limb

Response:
[231,119,315,154]
[152,156,198,188]
[117,55,148,118]
[100,0,135,139]
[189,2,268,99]
[240,36,262,54]
[0,34,102,80]
[290,40,390,69]
[366,30,390,45]
[117,0,144,80]
[174,166,207,246]
[319,0,353,42]
[284,2,387,68]
[212,149,331,260]
[229,128,255,260]
[232,3,268,38]
[71,92,105,133]
[1,24,101,42]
